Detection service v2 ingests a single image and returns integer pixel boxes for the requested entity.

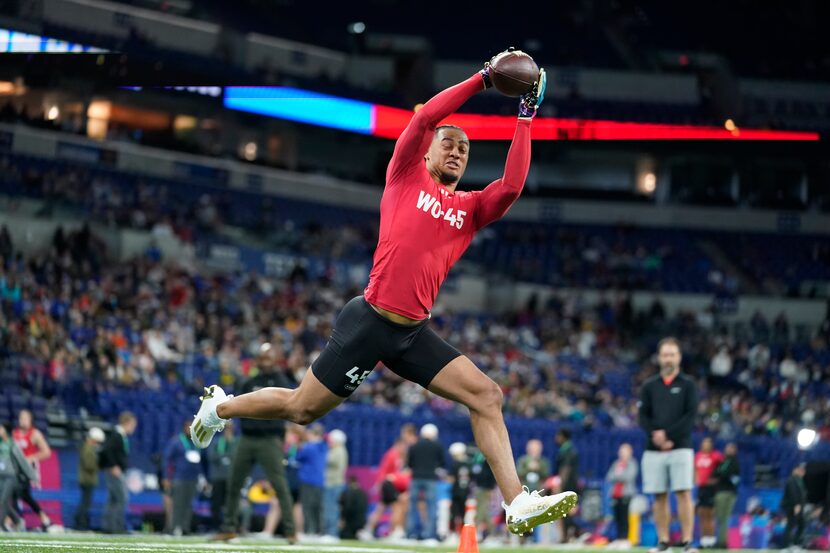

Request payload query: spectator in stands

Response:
[11,409,52,530]
[99,411,137,534]
[713,442,740,549]
[163,419,209,535]
[340,476,368,540]
[517,439,550,491]
[470,447,498,542]
[694,437,723,548]
[639,337,698,553]
[406,423,446,542]
[606,442,637,547]
[74,427,105,531]
[781,462,807,549]
[323,429,348,540]
[216,343,295,542]
[207,421,237,530]
[297,423,327,537]
[448,442,471,536]
[709,346,732,379]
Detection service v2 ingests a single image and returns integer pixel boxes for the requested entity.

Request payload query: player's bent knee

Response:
[473,379,503,413]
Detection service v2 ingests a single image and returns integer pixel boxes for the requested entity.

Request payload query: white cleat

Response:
[190,385,232,448]
[503,487,578,535]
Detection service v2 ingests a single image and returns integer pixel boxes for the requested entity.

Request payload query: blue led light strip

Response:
[224,86,374,134]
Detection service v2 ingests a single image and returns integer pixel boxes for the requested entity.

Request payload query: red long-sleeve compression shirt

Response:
[363,73,532,320]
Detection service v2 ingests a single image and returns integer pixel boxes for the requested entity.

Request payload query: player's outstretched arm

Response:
[386,59,495,183]
[474,69,546,229]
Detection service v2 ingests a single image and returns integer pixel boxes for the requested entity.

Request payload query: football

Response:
[489,49,539,97]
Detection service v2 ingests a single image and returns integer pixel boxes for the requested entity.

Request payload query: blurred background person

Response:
[98,411,137,534]
[713,442,740,549]
[694,437,723,548]
[555,428,580,542]
[296,423,327,537]
[11,409,52,530]
[0,425,33,531]
[323,429,348,540]
[606,442,638,548]
[340,475,368,540]
[471,447,498,543]
[518,439,550,492]
[248,480,280,539]
[74,427,105,531]
[215,343,295,542]
[163,419,208,535]
[406,423,446,543]
[448,442,471,537]
[639,338,698,553]
[359,423,416,541]
[781,462,807,549]
[208,422,237,531]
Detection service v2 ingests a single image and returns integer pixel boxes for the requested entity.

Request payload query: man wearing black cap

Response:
[214,343,295,542]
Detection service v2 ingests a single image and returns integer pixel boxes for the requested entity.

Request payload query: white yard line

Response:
[0,540,415,553]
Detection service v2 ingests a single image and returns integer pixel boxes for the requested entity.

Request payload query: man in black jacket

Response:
[214,343,295,542]
[405,423,446,541]
[639,337,699,553]
[781,463,807,548]
[98,411,137,534]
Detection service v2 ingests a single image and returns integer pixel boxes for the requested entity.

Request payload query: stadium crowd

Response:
[1,223,829,441]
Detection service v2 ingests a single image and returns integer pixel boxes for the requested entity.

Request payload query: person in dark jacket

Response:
[713,442,740,549]
[781,463,807,548]
[163,419,209,535]
[405,423,446,541]
[639,338,699,553]
[207,422,237,530]
[75,427,105,530]
[214,343,295,542]
[340,476,368,539]
[98,411,137,534]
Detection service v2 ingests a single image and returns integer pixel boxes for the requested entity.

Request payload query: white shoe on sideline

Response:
[503,486,578,535]
[357,528,374,541]
[190,385,232,448]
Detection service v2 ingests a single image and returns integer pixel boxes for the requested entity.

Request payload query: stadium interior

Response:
[0,0,828,551]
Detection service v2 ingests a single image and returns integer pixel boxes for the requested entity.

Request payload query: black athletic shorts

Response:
[381,480,400,505]
[697,484,716,508]
[311,296,462,398]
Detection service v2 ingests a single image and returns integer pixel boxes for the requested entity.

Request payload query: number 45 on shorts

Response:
[345,366,370,391]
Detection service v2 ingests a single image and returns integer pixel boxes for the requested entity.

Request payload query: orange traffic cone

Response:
[456,524,479,553]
